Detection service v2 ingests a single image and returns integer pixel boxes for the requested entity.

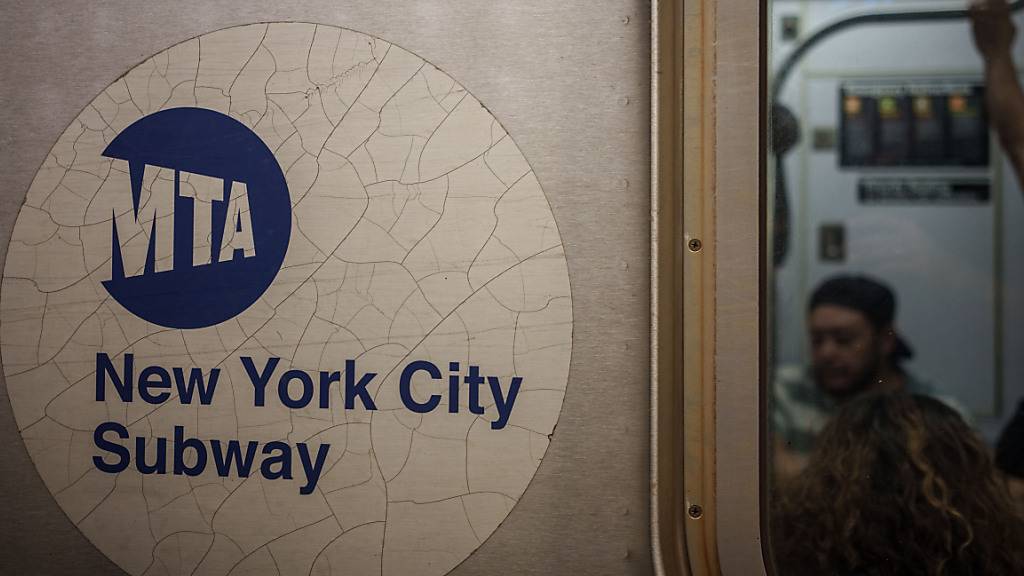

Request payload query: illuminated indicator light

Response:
[949,95,968,114]
[913,96,932,118]
[878,97,899,118]
[844,95,862,116]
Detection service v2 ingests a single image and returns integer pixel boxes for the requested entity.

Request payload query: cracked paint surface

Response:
[0,23,572,576]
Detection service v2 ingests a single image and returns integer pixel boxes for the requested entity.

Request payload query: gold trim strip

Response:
[651,0,723,573]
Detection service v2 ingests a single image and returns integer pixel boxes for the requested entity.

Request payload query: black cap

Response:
[809,275,914,361]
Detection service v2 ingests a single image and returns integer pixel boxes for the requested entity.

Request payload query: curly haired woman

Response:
[772,393,1024,576]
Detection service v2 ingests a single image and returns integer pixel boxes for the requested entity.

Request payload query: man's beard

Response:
[814,349,883,401]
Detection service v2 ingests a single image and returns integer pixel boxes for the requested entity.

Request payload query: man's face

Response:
[808,304,884,397]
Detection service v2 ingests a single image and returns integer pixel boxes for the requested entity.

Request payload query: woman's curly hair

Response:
[772,393,1024,576]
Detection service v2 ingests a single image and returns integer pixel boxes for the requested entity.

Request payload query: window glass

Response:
[767,2,1024,574]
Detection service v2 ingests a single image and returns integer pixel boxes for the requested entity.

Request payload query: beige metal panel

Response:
[0,2,653,575]
[714,1,767,575]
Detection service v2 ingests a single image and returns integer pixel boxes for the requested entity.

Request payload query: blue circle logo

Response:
[101,107,291,329]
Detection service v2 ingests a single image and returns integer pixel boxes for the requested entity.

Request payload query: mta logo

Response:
[101,108,291,329]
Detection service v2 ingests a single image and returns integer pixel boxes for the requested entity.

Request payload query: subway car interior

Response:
[766,1,1024,575]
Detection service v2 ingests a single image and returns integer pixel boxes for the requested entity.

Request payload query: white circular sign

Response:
[1,23,571,576]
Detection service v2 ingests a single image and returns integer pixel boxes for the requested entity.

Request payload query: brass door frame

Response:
[651,1,765,574]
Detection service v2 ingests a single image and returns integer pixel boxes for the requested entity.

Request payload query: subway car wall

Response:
[0,2,652,576]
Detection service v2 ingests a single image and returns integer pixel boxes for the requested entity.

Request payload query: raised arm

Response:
[971,0,1024,185]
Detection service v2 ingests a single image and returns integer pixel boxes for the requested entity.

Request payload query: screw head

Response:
[688,504,703,519]
[688,238,702,252]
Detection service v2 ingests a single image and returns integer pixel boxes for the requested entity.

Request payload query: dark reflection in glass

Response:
[767,1,1024,574]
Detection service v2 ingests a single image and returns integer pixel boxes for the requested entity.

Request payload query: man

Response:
[773,275,957,478]
[970,0,1024,185]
